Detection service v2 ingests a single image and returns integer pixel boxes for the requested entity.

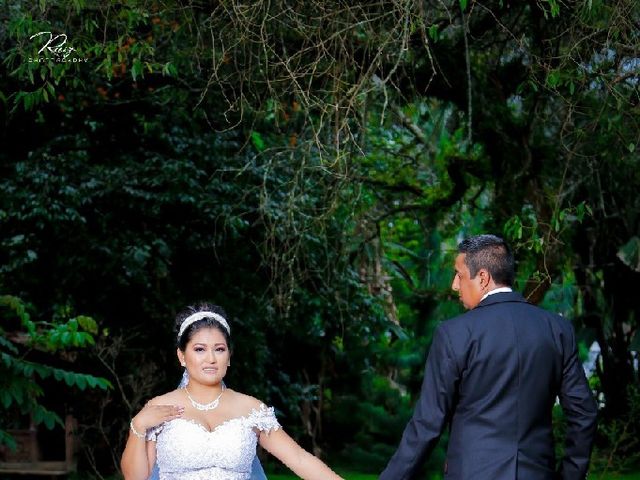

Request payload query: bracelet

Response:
[129,420,146,439]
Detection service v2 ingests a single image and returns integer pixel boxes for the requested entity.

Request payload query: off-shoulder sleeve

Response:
[247,404,281,435]
[145,422,164,442]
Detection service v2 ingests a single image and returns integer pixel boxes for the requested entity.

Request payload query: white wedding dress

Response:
[148,404,280,480]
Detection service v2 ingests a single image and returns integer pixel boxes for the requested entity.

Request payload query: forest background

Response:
[1,0,639,478]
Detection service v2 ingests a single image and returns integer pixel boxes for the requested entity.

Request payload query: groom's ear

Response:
[477,268,492,288]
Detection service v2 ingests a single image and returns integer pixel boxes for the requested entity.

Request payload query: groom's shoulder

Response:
[437,310,477,336]
[446,303,490,324]
[437,293,523,331]
[454,292,572,328]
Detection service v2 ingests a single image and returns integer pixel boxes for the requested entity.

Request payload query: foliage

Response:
[591,385,640,476]
[0,295,111,450]
[1,0,639,476]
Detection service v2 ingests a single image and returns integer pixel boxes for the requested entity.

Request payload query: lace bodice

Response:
[148,404,280,480]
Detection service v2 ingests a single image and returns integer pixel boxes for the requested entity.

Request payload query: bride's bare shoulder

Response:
[147,389,184,406]
[225,389,266,413]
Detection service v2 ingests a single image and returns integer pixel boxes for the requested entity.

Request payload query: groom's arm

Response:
[379,325,459,480]
[558,320,598,480]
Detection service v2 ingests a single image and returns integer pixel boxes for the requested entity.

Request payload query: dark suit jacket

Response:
[379,291,597,480]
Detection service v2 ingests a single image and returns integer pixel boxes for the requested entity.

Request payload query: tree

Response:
[2,0,639,475]
[0,296,111,449]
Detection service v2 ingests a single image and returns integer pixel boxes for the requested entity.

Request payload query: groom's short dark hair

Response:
[458,234,514,287]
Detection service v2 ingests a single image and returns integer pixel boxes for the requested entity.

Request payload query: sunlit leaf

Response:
[617,236,640,272]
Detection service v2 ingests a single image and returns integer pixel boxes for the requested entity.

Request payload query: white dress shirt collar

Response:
[480,286,513,303]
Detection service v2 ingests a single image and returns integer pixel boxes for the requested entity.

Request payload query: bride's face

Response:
[177,327,230,386]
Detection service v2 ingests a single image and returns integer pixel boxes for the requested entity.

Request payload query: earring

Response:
[181,362,186,367]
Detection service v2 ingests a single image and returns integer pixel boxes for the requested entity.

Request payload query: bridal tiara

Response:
[177,311,231,340]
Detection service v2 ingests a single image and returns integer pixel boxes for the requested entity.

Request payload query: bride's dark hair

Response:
[175,302,231,351]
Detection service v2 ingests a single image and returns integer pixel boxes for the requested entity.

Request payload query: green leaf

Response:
[33,363,52,379]
[75,375,87,390]
[32,405,62,430]
[0,390,12,409]
[43,411,56,429]
[504,215,523,240]
[459,0,468,10]
[33,404,44,424]
[76,315,98,334]
[617,236,640,272]
[0,295,30,324]
[68,318,78,332]
[131,58,143,81]
[428,25,439,42]
[540,0,561,18]
[547,71,560,88]
[585,204,593,216]
[0,337,19,354]
[96,377,113,390]
[11,386,24,405]
[250,131,265,151]
[1,353,12,368]
[575,202,590,222]
[0,429,18,450]
[63,371,75,387]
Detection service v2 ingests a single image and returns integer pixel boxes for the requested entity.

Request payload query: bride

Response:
[121,304,343,480]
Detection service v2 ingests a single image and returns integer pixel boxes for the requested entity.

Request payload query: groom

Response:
[380,234,598,480]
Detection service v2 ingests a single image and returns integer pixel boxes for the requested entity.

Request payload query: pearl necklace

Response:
[183,385,225,411]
